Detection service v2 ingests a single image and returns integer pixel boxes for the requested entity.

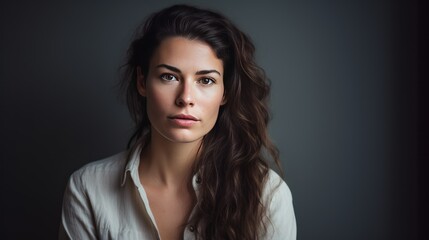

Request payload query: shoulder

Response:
[262,169,297,240]
[60,151,129,239]
[68,151,128,191]
[264,169,293,204]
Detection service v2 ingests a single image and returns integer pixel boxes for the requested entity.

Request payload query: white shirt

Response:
[59,146,297,239]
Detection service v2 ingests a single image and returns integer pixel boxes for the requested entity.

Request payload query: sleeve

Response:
[59,171,98,240]
[266,180,297,240]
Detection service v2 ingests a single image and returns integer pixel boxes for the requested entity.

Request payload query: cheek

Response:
[146,85,171,117]
[201,91,224,120]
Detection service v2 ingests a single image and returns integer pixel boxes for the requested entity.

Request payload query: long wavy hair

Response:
[120,4,282,239]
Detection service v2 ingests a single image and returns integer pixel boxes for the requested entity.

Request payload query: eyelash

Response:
[198,78,216,85]
[159,74,216,85]
[160,73,178,82]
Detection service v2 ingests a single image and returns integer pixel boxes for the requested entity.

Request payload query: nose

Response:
[175,80,194,107]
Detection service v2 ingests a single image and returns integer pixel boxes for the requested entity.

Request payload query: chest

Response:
[145,187,196,240]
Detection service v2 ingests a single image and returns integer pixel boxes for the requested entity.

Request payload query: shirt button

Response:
[196,176,202,184]
[189,225,195,232]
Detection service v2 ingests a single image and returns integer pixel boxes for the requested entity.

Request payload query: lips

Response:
[168,114,199,121]
[168,114,199,127]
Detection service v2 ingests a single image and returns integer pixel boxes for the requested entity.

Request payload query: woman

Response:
[60,4,296,240]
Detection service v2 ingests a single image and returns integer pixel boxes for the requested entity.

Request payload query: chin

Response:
[162,131,205,144]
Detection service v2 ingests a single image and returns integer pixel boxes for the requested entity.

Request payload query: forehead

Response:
[149,37,224,74]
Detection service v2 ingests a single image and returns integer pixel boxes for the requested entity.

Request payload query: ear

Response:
[136,66,146,97]
[220,94,227,106]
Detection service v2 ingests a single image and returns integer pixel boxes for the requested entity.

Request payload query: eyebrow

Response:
[156,64,221,76]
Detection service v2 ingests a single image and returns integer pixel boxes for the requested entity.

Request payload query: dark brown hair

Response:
[120,4,282,239]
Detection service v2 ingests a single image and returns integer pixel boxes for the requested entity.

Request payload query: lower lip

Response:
[169,118,198,127]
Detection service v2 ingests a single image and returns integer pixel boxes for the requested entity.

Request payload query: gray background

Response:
[1,0,423,239]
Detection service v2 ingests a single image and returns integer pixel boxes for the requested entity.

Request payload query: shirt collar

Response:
[121,144,142,187]
[120,144,202,191]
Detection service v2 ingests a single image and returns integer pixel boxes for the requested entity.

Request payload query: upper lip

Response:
[169,114,199,121]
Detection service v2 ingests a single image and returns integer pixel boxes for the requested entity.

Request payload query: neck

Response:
[139,131,201,188]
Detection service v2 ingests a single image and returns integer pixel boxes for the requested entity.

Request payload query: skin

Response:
[136,37,225,240]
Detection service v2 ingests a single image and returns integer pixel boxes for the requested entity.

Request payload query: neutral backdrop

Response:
[1,0,424,239]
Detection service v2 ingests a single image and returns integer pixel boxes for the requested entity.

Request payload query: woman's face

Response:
[137,37,225,144]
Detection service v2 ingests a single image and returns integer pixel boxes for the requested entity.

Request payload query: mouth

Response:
[168,114,199,127]
[168,114,199,121]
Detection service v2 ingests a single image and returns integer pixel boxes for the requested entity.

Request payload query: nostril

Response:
[175,94,194,107]
[175,97,184,106]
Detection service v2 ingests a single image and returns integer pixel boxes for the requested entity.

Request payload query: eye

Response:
[160,73,178,81]
[199,78,215,85]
